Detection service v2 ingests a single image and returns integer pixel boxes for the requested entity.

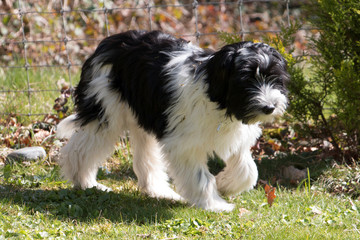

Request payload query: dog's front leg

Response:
[166,149,234,212]
[216,149,258,196]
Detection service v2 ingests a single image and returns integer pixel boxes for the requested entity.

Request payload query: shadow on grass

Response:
[0,185,184,224]
[255,151,334,187]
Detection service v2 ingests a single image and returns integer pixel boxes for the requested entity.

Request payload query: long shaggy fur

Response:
[57,30,289,212]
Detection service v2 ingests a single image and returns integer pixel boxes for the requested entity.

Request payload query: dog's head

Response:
[206,41,289,124]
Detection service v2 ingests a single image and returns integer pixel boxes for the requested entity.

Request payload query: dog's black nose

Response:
[262,105,275,114]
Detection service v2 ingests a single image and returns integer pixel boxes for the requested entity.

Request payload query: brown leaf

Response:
[267,139,281,151]
[264,184,276,207]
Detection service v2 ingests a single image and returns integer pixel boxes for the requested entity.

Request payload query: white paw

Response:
[146,187,183,201]
[206,202,235,212]
[158,191,184,201]
[95,183,112,192]
[197,199,235,212]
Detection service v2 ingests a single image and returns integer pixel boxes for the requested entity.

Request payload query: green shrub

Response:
[302,0,360,160]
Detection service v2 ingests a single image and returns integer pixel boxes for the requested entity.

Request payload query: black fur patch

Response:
[74,31,189,138]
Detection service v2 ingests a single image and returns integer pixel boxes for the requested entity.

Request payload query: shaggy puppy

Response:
[57,30,289,212]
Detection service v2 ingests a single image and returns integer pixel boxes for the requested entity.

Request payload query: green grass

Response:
[1,152,360,239]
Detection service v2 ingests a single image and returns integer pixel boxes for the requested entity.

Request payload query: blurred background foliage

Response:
[0,0,311,67]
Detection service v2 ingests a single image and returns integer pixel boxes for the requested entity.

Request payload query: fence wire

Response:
[0,0,313,117]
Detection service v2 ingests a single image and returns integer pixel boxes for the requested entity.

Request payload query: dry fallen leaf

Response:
[34,129,51,143]
[267,139,281,151]
[264,184,276,207]
[238,208,251,217]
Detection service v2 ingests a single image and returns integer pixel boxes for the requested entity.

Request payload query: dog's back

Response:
[73,30,189,138]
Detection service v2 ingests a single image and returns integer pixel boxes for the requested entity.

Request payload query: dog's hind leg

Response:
[129,126,182,201]
[58,118,121,191]
[216,150,258,196]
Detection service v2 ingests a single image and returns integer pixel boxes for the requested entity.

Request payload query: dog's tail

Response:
[56,114,78,139]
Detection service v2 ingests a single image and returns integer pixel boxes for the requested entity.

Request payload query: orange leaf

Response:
[264,184,276,207]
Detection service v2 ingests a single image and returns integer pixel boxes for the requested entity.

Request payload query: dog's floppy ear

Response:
[205,44,241,110]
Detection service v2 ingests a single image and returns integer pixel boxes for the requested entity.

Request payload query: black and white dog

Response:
[57,30,289,212]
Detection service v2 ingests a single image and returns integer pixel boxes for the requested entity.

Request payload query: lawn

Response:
[1,144,360,239]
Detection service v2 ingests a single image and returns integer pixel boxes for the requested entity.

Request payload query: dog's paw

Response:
[213,202,235,212]
[95,183,113,192]
[197,199,235,212]
[160,191,184,201]
[146,187,183,201]
[206,202,235,212]
[74,181,112,192]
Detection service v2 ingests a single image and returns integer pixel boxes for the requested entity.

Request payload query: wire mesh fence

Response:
[0,0,314,118]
